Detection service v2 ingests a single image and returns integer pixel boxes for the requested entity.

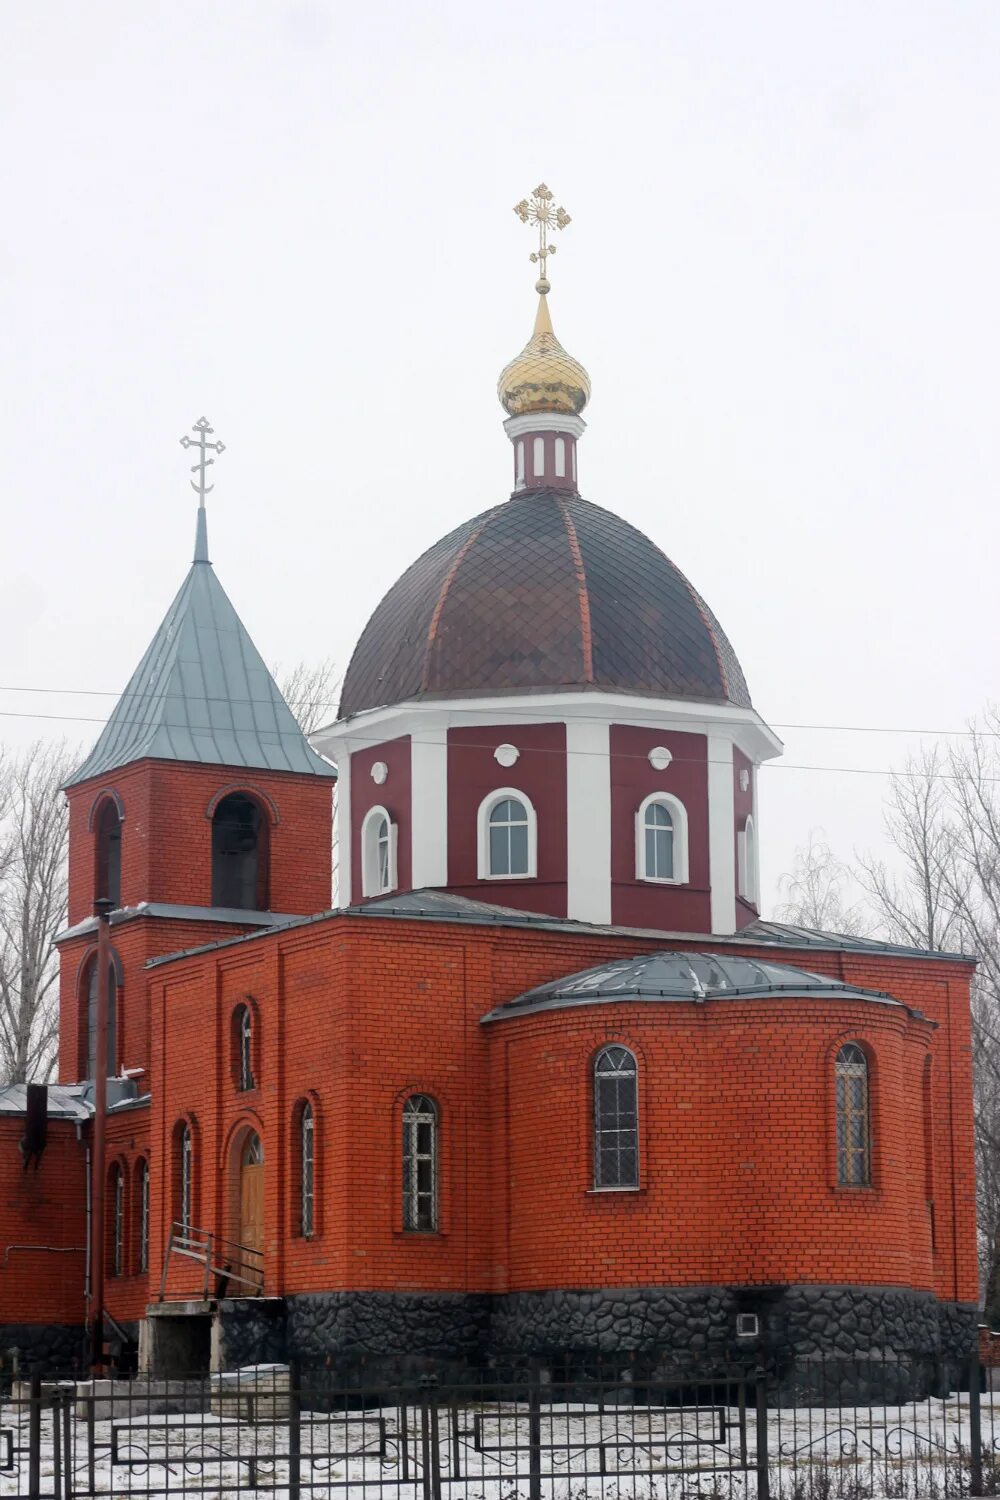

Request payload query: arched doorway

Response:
[239,1132,264,1262]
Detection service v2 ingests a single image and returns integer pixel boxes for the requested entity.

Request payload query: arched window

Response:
[94,798,122,907]
[478,790,537,879]
[299,1101,315,1239]
[211,793,270,910]
[635,794,689,884]
[594,1046,639,1189]
[739,814,757,904]
[835,1044,871,1187]
[233,1004,255,1091]
[402,1094,438,1231]
[361,805,397,897]
[110,1164,125,1277]
[136,1159,150,1274]
[177,1122,194,1230]
[85,955,118,1081]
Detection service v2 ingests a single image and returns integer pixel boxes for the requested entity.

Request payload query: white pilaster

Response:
[335,741,352,907]
[707,734,736,935]
[411,727,449,890]
[566,719,611,924]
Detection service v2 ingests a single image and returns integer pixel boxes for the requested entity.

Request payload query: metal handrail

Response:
[158,1221,264,1301]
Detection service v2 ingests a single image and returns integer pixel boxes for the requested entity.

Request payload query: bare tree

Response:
[0,741,74,1085]
[850,725,1000,1316]
[855,746,960,953]
[776,829,867,935]
[273,658,340,737]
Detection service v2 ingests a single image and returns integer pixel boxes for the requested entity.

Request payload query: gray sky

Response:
[2,0,998,913]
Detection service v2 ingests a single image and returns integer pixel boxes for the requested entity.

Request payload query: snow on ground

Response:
[2,1387,996,1498]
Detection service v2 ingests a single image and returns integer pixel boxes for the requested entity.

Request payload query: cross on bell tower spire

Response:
[513,182,572,293]
[180,416,225,563]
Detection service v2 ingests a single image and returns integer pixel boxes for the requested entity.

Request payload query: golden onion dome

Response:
[498,288,591,418]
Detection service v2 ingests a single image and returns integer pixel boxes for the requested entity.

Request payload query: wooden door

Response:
[239,1133,264,1263]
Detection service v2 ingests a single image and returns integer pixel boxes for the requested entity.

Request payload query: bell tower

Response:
[57,421,336,1087]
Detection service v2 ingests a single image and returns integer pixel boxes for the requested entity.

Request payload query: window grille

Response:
[300,1102,314,1238]
[236,1005,255,1091]
[488,797,529,876]
[402,1094,438,1231]
[644,802,674,880]
[179,1124,193,1229]
[112,1166,124,1277]
[138,1160,149,1274]
[836,1043,871,1186]
[594,1046,639,1189]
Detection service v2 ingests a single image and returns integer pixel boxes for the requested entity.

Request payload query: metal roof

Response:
[0,1083,92,1120]
[482,950,911,1022]
[140,886,976,973]
[339,491,751,719]
[67,515,335,787]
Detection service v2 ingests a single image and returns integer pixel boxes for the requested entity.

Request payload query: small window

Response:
[111,1164,125,1277]
[554,436,566,478]
[402,1094,438,1231]
[137,1159,150,1274]
[94,798,122,907]
[478,790,537,879]
[211,792,269,910]
[594,1046,639,1189]
[836,1044,871,1187]
[234,1004,255,1091]
[299,1101,315,1239]
[635,794,689,884]
[516,440,525,487]
[739,814,757,904]
[361,805,397,897]
[533,435,545,478]
[178,1122,193,1230]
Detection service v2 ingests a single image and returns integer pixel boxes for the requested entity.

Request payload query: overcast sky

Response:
[2,0,998,914]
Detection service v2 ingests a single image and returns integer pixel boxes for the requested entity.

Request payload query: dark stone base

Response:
[284,1285,977,1401]
[0,1324,86,1374]
[218,1297,289,1369]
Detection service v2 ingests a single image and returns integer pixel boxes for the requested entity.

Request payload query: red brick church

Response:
[0,201,979,1393]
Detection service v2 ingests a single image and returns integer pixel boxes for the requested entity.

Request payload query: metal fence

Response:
[2,1350,998,1499]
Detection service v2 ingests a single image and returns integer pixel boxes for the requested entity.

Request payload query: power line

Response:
[0,682,989,741]
[0,708,994,784]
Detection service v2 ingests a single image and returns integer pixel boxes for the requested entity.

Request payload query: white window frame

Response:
[476,788,538,880]
[361,804,398,897]
[738,813,757,904]
[635,792,689,884]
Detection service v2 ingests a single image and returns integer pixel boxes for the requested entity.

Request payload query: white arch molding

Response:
[738,813,757,904]
[634,791,690,885]
[476,787,538,880]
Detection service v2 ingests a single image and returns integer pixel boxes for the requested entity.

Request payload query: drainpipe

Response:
[89,898,113,1373]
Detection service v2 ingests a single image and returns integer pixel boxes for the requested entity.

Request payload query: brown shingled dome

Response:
[338,492,751,718]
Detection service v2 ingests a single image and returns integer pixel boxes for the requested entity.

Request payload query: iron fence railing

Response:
[1,1349,997,1498]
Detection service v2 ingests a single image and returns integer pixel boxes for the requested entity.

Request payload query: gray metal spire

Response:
[66,422,334,787]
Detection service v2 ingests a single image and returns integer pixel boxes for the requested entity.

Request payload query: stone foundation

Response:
[278,1284,977,1400]
[0,1323,85,1373]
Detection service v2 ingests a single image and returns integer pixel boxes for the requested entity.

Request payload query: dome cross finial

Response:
[513,183,572,293]
[180,417,225,564]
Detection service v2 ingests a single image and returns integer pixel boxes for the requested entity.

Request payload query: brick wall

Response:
[146,911,978,1309]
[0,1118,87,1327]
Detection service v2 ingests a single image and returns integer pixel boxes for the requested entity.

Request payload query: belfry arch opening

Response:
[94,797,122,907]
[211,793,270,910]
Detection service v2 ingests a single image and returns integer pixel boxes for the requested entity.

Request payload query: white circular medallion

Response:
[648,746,672,772]
[371,761,389,785]
[494,743,520,768]
[740,769,750,792]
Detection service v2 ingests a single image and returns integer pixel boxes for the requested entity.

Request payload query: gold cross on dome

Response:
[513,183,572,289]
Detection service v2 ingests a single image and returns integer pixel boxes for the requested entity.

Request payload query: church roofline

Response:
[139,887,978,972]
